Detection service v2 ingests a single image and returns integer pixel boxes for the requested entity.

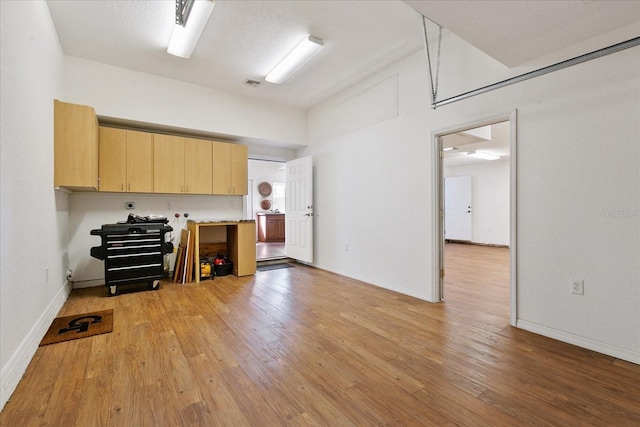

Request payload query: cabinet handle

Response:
[121,183,123,191]
[181,185,183,193]
[128,183,131,191]
[186,185,189,193]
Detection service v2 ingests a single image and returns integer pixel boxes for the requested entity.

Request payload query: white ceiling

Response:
[46,0,640,110]
[442,121,510,168]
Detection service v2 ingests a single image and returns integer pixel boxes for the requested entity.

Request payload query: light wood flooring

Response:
[1,244,639,426]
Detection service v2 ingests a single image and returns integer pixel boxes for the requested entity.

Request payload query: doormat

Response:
[40,309,113,346]
[257,263,295,272]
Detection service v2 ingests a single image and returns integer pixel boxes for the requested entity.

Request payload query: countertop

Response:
[188,219,255,224]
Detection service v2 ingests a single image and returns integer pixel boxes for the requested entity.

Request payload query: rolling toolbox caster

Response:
[108,285,118,296]
[150,280,160,291]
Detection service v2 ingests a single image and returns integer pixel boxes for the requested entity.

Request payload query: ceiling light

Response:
[167,0,215,59]
[466,151,500,160]
[443,147,456,152]
[265,36,324,84]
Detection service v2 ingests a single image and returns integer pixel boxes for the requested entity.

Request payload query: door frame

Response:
[431,110,518,326]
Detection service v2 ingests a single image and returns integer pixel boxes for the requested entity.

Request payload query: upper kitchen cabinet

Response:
[153,133,185,194]
[99,127,153,192]
[184,137,213,194]
[153,135,213,194]
[54,100,99,190]
[212,142,248,195]
[230,144,248,195]
[99,127,126,191]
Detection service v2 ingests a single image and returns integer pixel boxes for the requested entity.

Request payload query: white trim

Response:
[312,263,430,301]
[517,320,640,365]
[246,176,254,220]
[1,281,71,410]
[431,135,443,303]
[431,111,518,324]
[508,110,518,326]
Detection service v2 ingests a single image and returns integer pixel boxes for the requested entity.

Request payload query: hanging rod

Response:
[432,36,640,109]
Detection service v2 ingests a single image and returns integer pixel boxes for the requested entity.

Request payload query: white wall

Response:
[306,33,639,363]
[306,66,433,300]
[61,57,307,147]
[0,0,68,409]
[445,159,510,246]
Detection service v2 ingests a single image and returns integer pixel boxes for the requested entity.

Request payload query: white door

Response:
[444,176,472,241]
[285,156,313,262]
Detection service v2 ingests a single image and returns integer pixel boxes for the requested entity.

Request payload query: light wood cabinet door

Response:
[153,134,184,194]
[99,127,127,192]
[230,144,248,195]
[276,217,286,240]
[54,100,99,190]
[184,137,212,194]
[212,141,248,195]
[212,141,231,194]
[228,221,257,276]
[126,130,153,193]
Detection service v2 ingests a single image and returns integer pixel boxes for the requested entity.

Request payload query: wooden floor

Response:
[2,244,639,426]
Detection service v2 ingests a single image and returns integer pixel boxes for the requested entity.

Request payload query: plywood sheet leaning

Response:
[173,229,191,284]
[185,229,195,283]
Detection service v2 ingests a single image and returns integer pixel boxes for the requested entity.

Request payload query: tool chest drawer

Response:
[90,223,173,296]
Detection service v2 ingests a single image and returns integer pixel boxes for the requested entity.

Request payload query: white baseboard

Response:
[0,280,71,410]
[517,320,640,365]
[310,262,432,302]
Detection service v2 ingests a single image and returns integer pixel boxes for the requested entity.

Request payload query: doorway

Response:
[248,159,287,261]
[433,112,517,326]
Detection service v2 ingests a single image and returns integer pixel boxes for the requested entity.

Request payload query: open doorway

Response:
[248,159,287,261]
[433,112,517,326]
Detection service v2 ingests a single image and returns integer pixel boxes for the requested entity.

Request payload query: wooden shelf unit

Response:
[187,220,256,282]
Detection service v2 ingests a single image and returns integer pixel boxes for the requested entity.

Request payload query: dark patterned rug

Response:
[257,263,296,272]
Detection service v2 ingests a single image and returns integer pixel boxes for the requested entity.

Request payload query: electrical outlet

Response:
[571,279,584,295]
[166,202,171,210]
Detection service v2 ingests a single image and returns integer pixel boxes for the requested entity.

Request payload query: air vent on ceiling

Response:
[245,79,261,86]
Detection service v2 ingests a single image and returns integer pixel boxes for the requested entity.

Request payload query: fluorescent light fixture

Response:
[167,0,215,59]
[466,151,500,160]
[265,36,324,84]
[443,147,456,152]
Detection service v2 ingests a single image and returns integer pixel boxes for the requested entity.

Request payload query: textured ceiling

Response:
[46,0,425,109]
[405,0,640,67]
[46,0,640,110]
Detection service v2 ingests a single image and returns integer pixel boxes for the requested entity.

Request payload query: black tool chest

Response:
[90,223,173,296]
